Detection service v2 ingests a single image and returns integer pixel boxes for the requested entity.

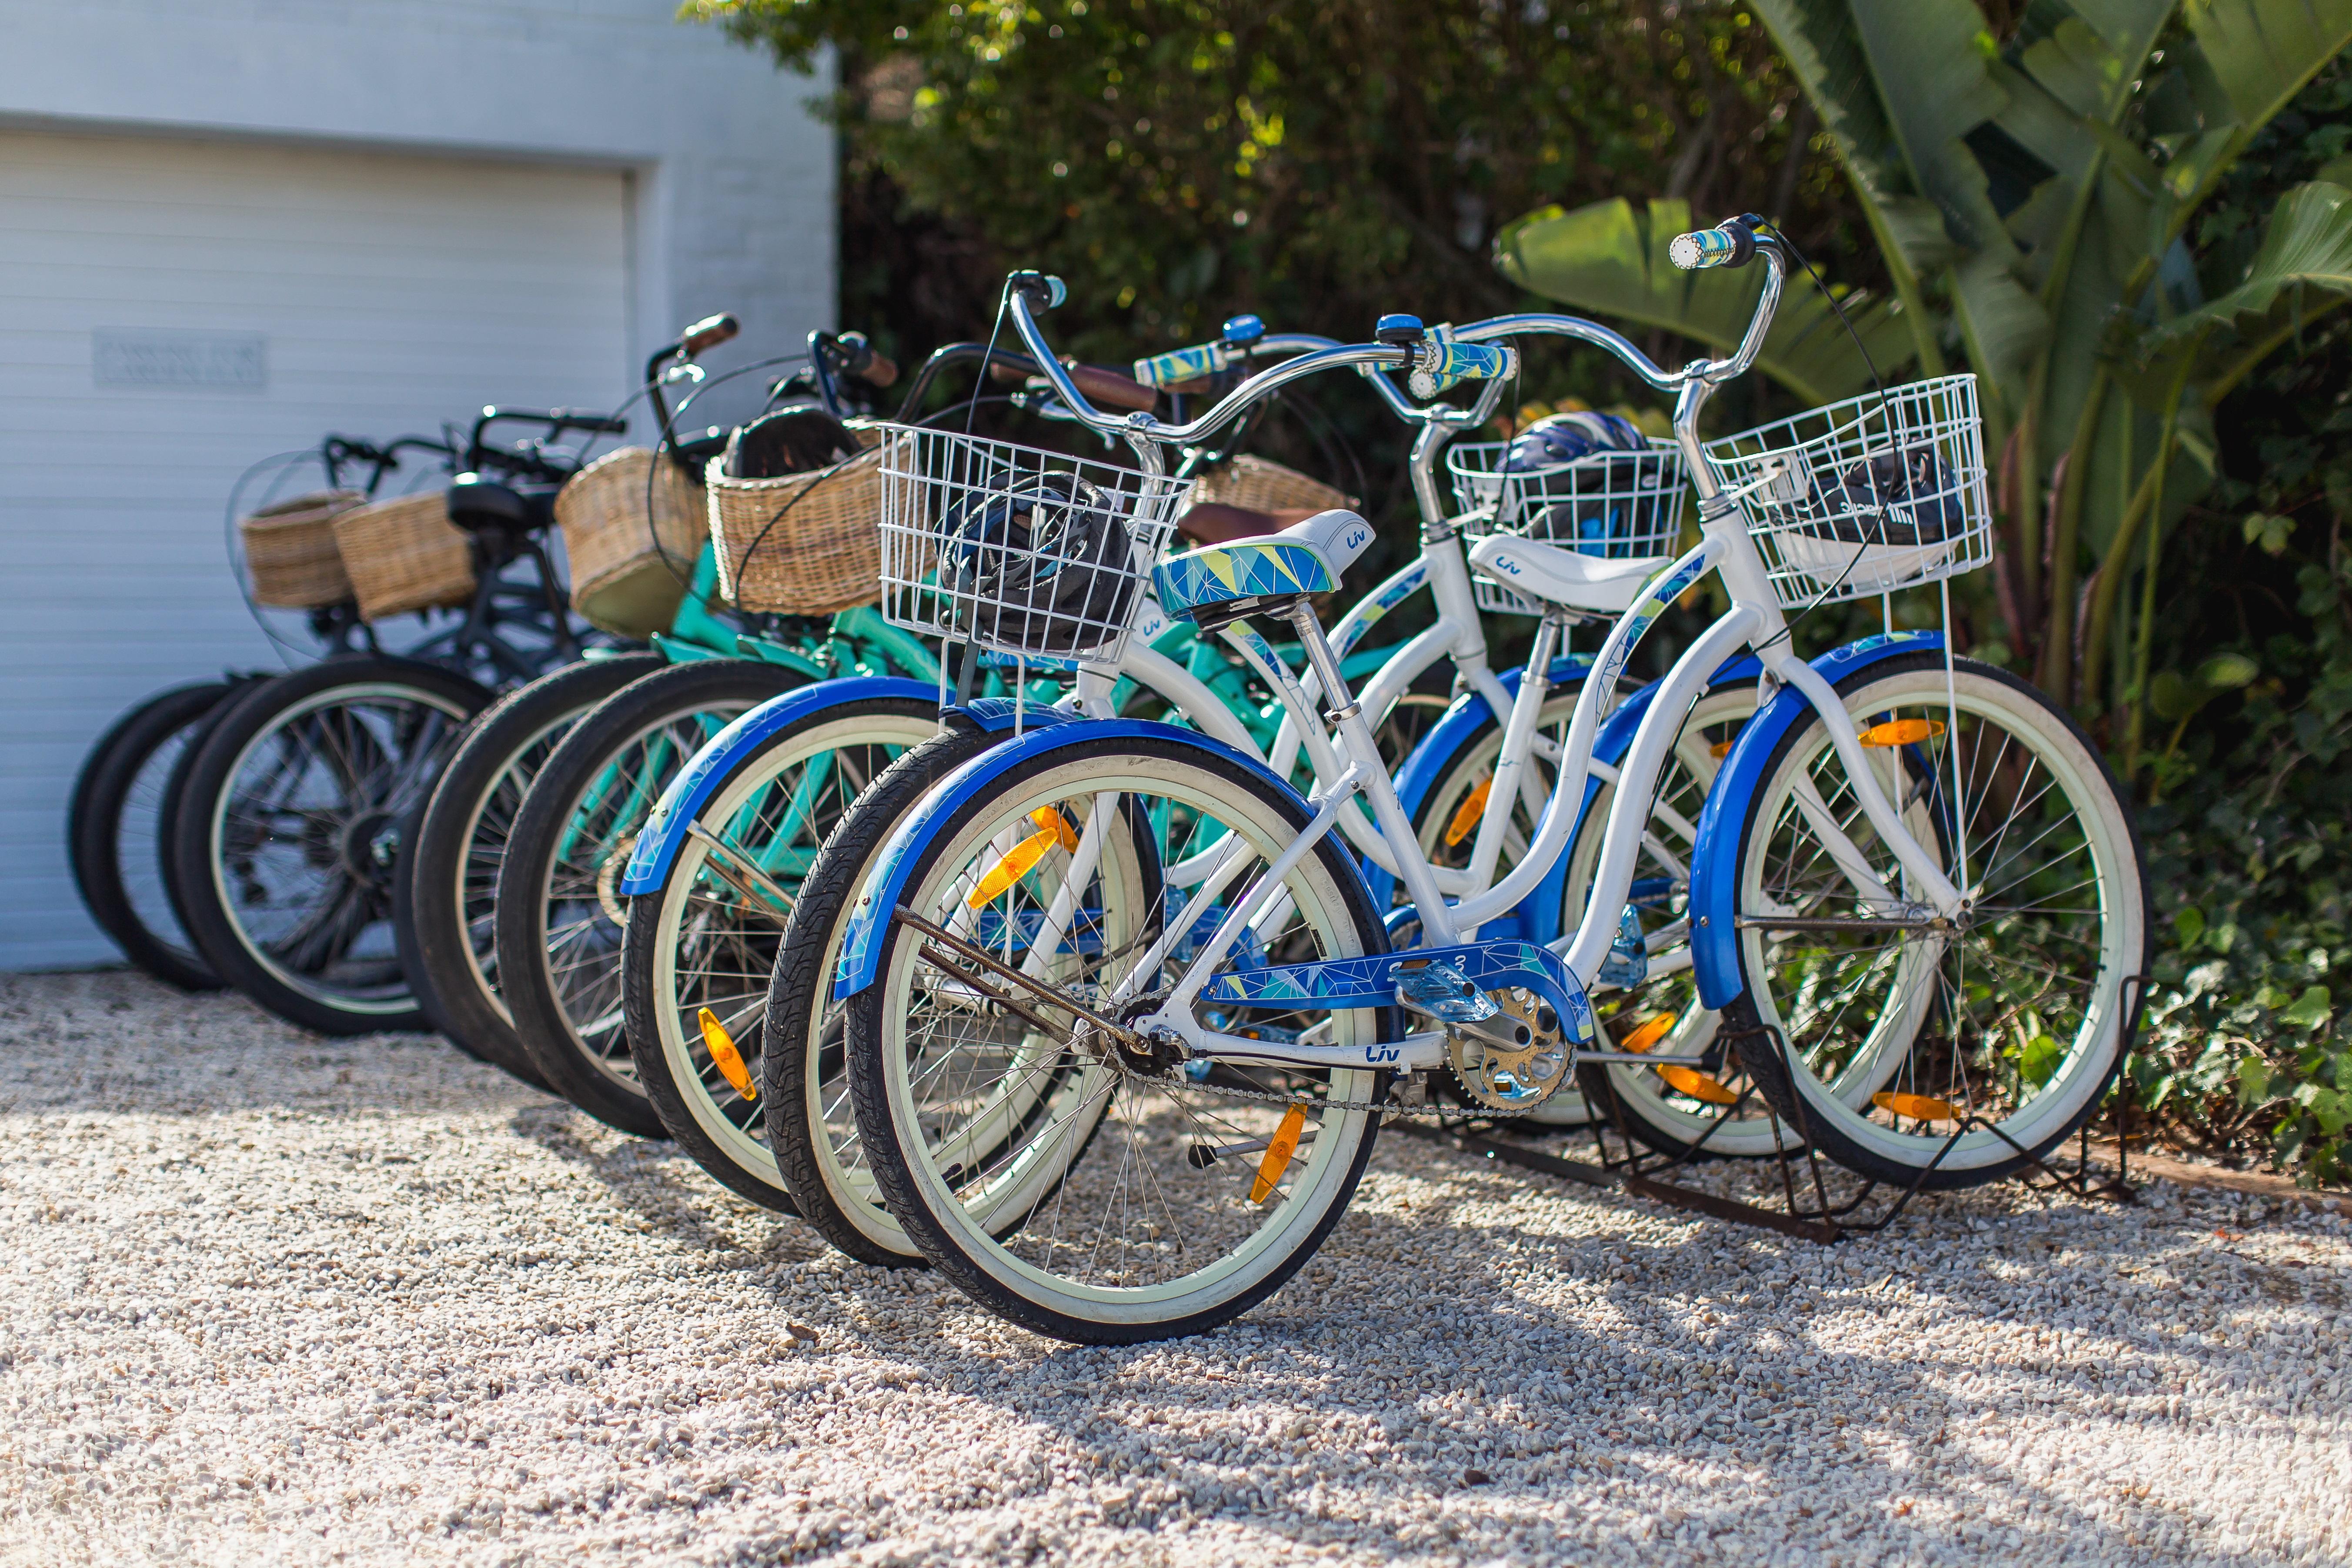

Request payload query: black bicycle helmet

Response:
[1806,446,1968,545]
[941,472,1138,655]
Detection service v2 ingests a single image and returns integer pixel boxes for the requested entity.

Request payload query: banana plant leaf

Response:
[1492,197,1917,407]
[2124,181,2352,404]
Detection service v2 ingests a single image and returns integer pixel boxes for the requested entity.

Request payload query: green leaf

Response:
[1493,197,1918,405]
[2309,1086,2350,1136]
[2175,904,2208,947]
[1848,0,2016,255]
[2195,651,2260,690]
[2135,183,2352,368]
[2185,0,2352,139]
[2280,984,2334,1031]
[2237,1053,2275,1104]
[2245,512,2296,554]
[1950,251,2051,426]
[2012,1032,2065,1088]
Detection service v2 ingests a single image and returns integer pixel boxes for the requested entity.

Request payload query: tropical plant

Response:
[1499,0,2352,743]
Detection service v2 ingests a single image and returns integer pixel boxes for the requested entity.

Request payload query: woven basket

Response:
[1188,455,1355,515]
[239,490,364,608]
[706,426,886,614]
[555,448,705,638]
[332,490,477,622]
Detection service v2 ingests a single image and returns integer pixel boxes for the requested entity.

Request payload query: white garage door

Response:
[0,129,632,970]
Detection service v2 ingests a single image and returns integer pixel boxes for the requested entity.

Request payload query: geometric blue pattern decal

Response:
[1195,938,1594,1044]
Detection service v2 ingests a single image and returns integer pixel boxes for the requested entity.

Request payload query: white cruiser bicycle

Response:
[834,221,2147,1342]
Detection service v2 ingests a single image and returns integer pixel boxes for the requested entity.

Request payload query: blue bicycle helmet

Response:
[1502,411,1664,557]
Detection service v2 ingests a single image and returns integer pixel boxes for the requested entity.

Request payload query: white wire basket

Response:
[875,425,1192,664]
[1704,375,1992,609]
[1446,437,1690,615]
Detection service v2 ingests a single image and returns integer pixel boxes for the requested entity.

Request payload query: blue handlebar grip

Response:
[1669,227,1743,270]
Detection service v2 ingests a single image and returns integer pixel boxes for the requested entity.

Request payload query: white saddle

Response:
[1466,532,1671,615]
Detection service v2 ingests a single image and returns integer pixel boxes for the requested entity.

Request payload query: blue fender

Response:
[834,719,1307,1000]
[1688,631,1943,1010]
[1370,653,1763,943]
[617,677,939,895]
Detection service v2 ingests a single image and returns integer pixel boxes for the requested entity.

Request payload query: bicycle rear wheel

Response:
[1724,653,2148,1187]
[169,658,491,1034]
[496,659,803,1135]
[395,652,664,1087]
[69,679,247,990]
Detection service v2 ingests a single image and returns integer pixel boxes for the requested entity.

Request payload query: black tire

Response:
[496,659,805,1136]
[68,679,251,990]
[622,693,945,1214]
[395,652,665,1088]
[760,726,998,1260]
[169,656,492,1035]
[1721,653,2150,1189]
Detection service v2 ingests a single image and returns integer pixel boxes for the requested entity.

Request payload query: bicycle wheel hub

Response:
[337,809,401,887]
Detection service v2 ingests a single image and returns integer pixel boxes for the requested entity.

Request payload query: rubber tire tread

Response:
[846,734,1392,1344]
[759,725,996,1260]
[69,680,242,990]
[170,657,493,1035]
[495,658,805,1137]
[397,653,665,1088]
[1722,653,2148,1190]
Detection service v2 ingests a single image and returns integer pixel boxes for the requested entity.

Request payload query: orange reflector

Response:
[1031,806,1079,853]
[1249,1103,1309,1204]
[1710,739,1736,759]
[966,818,1073,907]
[698,1007,756,1101]
[1443,779,1494,848]
[1620,1012,1677,1054]
[1657,1064,1740,1105]
[1873,1091,1958,1122]
[1858,718,1947,747]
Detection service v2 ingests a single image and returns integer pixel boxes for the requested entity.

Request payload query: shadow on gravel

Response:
[504,1100,839,1269]
[849,1140,2238,1562]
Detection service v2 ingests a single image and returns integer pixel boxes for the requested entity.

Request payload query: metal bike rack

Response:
[1395,973,2155,1244]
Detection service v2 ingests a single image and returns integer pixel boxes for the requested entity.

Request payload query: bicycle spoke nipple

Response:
[697,1007,757,1101]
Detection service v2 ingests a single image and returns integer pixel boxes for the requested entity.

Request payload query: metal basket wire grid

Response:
[1446,437,1691,615]
[1702,374,1993,610]
[875,425,1193,665]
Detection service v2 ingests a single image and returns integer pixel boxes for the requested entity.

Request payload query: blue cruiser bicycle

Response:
[831,223,2148,1343]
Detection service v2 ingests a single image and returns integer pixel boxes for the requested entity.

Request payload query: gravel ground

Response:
[2,969,2346,1567]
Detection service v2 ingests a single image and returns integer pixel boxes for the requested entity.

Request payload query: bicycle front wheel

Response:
[849,734,1390,1344]
[620,695,943,1210]
[1724,653,2148,1187]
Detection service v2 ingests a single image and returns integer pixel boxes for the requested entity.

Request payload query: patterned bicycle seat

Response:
[1152,509,1375,621]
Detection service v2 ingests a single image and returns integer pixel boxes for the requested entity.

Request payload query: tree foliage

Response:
[692,0,1863,368]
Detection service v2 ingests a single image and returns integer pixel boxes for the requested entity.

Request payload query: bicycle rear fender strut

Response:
[832,719,1311,1000]
[1686,630,1944,1010]
[616,676,946,895]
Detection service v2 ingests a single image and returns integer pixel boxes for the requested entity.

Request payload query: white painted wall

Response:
[0,1,834,970]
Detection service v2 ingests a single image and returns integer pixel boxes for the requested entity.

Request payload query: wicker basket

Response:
[705,426,886,614]
[1187,454,1354,515]
[554,448,705,638]
[239,490,364,608]
[332,490,477,622]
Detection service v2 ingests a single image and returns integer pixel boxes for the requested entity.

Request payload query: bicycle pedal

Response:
[1595,904,1649,988]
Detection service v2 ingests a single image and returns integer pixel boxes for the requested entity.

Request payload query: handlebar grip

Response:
[855,348,899,389]
[1669,222,1757,271]
[680,313,740,357]
[1066,363,1159,413]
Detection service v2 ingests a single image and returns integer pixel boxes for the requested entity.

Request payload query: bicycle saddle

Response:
[1464,532,1670,615]
[445,474,554,535]
[1153,508,1376,622]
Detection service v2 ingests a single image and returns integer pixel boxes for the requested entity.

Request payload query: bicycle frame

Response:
[965,260,1971,1079]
